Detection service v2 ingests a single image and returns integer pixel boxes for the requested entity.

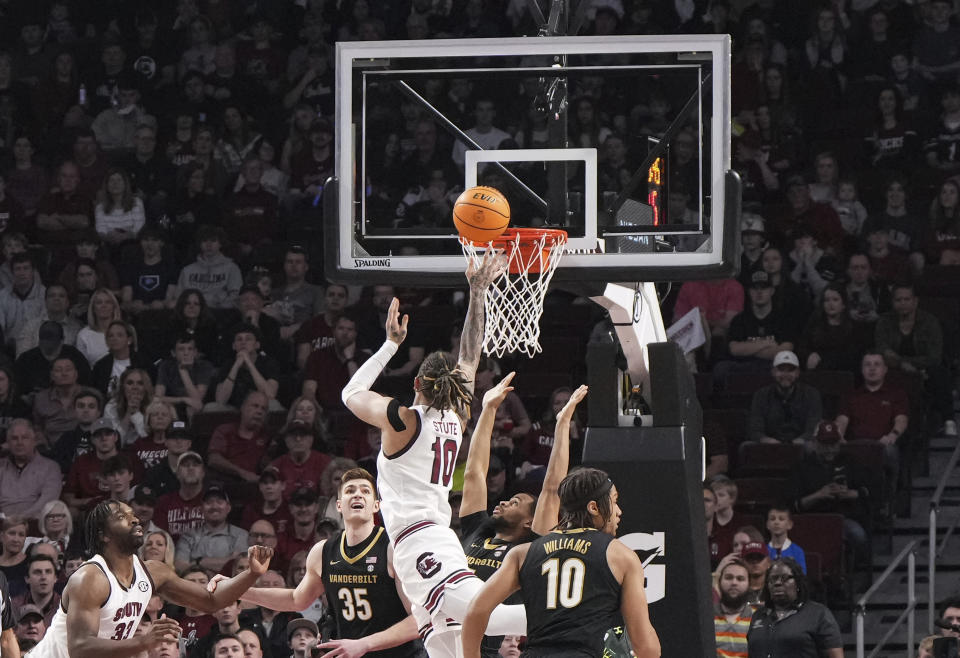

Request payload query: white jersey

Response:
[377,404,463,537]
[28,554,154,658]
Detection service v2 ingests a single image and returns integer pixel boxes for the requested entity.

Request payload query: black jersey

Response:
[519,528,623,657]
[321,527,425,658]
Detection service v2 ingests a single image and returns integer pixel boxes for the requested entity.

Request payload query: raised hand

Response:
[466,249,507,291]
[556,385,588,422]
[247,545,274,575]
[482,371,516,409]
[385,297,408,345]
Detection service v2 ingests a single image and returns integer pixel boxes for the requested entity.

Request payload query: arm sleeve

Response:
[341,341,399,404]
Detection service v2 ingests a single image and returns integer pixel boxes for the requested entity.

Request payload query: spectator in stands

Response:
[914,2,960,83]
[862,177,925,269]
[762,246,811,326]
[130,487,160,536]
[16,284,81,357]
[75,287,122,366]
[35,161,93,254]
[0,517,28,593]
[193,602,248,658]
[791,421,872,566]
[140,529,175,567]
[281,486,321,565]
[175,484,249,572]
[176,566,217,654]
[213,324,281,408]
[748,350,822,446]
[938,597,960,637]
[142,419,193,496]
[845,252,890,325]
[207,390,271,492]
[239,569,298,657]
[130,400,174,471]
[101,454,136,502]
[7,135,48,225]
[241,462,290,528]
[0,365,28,441]
[747,558,843,657]
[468,357,531,465]
[0,420,61,521]
[176,225,243,310]
[0,252,45,350]
[863,87,920,174]
[170,289,220,362]
[711,478,750,560]
[774,175,845,255]
[153,450,206,540]
[270,420,332,497]
[235,285,284,363]
[718,270,796,380]
[926,84,960,171]
[671,275,744,361]
[865,227,909,288]
[876,282,955,435]
[765,504,807,573]
[737,214,768,289]
[62,417,121,514]
[119,226,179,314]
[123,124,175,217]
[154,334,215,417]
[302,313,364,415]
[520,387,583,475]
[0,233,37,292]
[924,179,960,266]
[713,558,754,658]
[294,283,348,368]
[168,161,219,254]
[270,245,323,341]
[32,356,82,446]
[50,387,101,473]
[12,553,59,627]
[286,618,319,658]
[740,541,771,605]
[798,283,872,372]
[102,367,152,447]
[57,230,121,297]
[91,73,156,155]
[15,604,45,648]
[786,227,841,301]
[24,500,72,554]
[222,159,278,264]
[288,117,334,206]
[92,321,151,397]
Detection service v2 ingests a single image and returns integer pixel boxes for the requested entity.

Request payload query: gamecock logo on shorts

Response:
[416,552,442,578]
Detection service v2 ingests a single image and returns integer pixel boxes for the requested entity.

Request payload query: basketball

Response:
[453,186,510,243]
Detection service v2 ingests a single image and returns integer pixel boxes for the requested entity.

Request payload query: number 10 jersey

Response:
[377,404,462,538]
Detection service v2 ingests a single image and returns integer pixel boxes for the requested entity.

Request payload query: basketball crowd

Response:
[0,0,956,656]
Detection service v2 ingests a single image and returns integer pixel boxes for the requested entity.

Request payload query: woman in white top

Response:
[103,367,153,447]
[76,288,122,365]
[95,169,145,246]
[24,500,72,552]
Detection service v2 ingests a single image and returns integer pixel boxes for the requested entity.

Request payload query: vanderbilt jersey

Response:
[321,527,424,658]
[519,529,623,658]
[377,404,462,537]
[29,554,154,658]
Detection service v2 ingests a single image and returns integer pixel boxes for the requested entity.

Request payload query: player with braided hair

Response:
[342,253,525,658]
[462,468,661,658]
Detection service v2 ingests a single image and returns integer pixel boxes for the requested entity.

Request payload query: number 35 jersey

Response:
[321,527,424,658]
[29,554,153,658]
[377,404,462,537]
[519,528,623,658]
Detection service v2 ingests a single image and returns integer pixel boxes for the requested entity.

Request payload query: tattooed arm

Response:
[457,252,505,397]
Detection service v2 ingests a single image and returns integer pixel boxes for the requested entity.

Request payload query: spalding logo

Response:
[618,532,666,603]
[416,552,442,579]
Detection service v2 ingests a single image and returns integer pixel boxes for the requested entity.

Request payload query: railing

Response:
[929,439,960,632]
[855,540,918,658]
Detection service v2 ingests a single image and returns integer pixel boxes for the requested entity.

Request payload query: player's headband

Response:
[563,477,614,512]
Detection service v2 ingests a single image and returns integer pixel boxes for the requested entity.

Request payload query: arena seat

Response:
[733,477,788,513]
[737,442,804,478]
[790,513,848,605]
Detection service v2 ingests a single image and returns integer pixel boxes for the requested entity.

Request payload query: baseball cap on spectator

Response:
[90,418,117,435]
[816,421,842,443]
[286,618,319,641]
[740,214,765,235]
[741,542,768,560]
[16,604,43,624]
[203,484,230,503]
[772,351,799,369]
[290,486,319,505]
[166,421,191,440]
[177,451,204,468]
[38,321,64,350]
[260,465,284,482]
[749,270,773,289]
[283,419,314,437]
[132,485,157,506]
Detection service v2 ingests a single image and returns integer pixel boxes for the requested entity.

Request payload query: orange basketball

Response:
[453,186,510,243]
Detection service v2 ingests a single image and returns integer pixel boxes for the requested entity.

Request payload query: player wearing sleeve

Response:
[27,499,274,658]
[462,468,661,658]
[212,468,424,658]
[460,374,588,657]
[341,254,527,658]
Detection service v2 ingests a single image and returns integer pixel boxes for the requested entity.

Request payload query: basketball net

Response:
[460,227,568,358]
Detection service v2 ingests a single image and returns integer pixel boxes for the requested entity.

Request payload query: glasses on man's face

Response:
[767,574,795,585]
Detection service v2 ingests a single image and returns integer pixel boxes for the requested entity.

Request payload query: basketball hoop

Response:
[460,227,568,358]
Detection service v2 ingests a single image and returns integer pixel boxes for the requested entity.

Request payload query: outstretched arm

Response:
[229,541,326,611]
[532,385,588,535]
[152,545,273,613]
[461,372,516,518]
[461,545,527,658]
[457,252,507,396]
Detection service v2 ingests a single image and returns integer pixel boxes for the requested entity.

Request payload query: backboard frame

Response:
[327,34,738,287]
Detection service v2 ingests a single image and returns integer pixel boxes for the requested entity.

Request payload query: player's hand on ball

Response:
[247,545,274,574]
[466,249,507,290]
[317,637,370,658]
[482,371,515,408]
[206,573,227,592]
[386,297,409,345]
[146,615,181,645]
[557,385,588,422]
